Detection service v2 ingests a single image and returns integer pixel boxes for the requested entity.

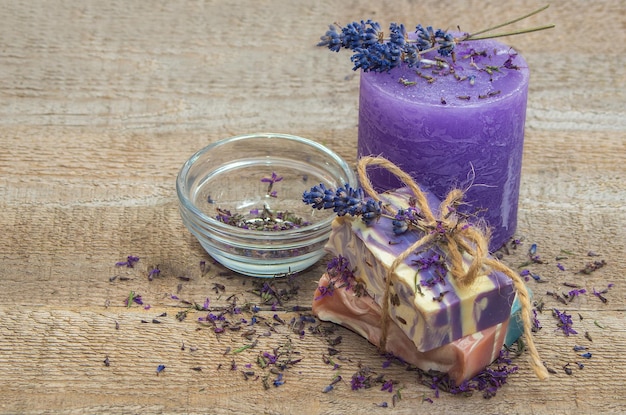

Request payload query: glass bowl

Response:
[176,133,356,278]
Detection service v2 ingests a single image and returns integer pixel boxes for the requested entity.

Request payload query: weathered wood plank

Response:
[0,0,625,413]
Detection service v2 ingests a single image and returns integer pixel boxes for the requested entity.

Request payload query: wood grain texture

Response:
[1,0,625,414]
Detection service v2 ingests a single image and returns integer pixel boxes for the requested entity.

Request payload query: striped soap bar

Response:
[324,187,515,352]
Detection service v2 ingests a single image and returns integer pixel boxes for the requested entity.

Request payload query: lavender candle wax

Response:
[358,36,529,251]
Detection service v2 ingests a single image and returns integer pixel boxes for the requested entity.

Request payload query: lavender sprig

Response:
[319,21,452,72]
[303,183,444,235]
[303,183,442,236]
[302,183,382,225]
[318,5,553,73]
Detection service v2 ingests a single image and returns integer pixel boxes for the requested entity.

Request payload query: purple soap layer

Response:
[324,188,515,352]
[357,35,529,251]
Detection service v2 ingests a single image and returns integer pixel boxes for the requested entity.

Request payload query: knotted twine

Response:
[356,156,548,380]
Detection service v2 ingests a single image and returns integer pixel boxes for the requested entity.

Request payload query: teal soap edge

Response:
[504,287,533,347]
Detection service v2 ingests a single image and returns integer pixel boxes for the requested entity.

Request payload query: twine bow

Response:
[357,156,548,380]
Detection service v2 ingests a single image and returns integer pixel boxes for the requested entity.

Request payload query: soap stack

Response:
[312,187,526,383]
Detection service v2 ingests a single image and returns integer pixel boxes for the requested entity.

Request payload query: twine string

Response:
[356,156,548,380]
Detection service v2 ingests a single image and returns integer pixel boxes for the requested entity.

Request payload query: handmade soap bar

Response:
[357,35,529,251]
[324,188,516,352]
[313,271,509,383]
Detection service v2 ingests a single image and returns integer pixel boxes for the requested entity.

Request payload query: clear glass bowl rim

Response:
[176,132,356,241]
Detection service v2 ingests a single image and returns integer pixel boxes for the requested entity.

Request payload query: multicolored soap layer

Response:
[324,188,516,352]
[313,271,510,383]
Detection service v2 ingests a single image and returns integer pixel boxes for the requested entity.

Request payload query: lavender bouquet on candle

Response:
[318,5,554,73]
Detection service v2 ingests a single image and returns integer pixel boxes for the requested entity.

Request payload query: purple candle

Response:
[358,36,529,251]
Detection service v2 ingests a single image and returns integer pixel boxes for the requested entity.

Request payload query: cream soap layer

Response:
[324,188,515,352]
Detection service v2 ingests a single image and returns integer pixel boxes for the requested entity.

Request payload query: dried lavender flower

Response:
[552,309,577,336]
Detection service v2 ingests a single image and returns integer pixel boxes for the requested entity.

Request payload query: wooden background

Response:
[1,0,624,414]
